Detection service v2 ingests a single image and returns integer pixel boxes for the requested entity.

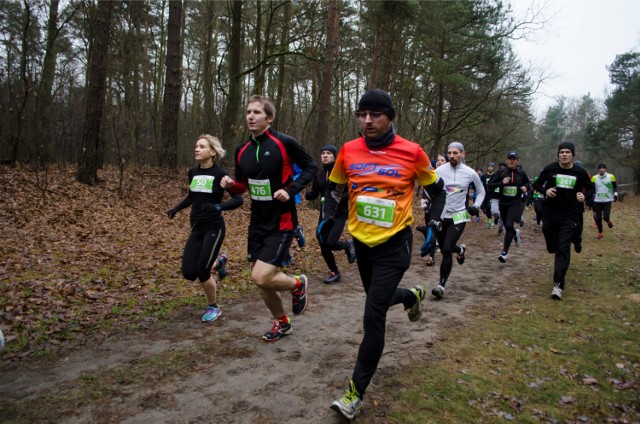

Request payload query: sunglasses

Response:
[355,111,385,120]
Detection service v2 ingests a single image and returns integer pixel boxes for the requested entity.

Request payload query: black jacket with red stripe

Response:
[231,128,318,232]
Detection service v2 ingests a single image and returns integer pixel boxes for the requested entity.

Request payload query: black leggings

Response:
[316,214,350,273]
[182,223,225,282]
[593,202,612,233]
[436,219,465,287]
[351,227,417,398]
[499,203,524,254]
[542,217,576,288]
[533,198,544,225]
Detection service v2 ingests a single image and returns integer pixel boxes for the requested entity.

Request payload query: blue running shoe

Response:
[345,239,356,264]
[216,254,228,280]
[202,306,221,322]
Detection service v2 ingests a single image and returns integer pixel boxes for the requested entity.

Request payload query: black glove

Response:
[322,196,338,221]
[202,203,223,215]
[167,208,178,219]
[466,206,480,217]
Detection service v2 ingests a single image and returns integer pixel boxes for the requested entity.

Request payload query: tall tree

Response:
[77,0,113,185]
[313,0,339,150]
[221,0,242,152]
[589,52,640,189]
[160,0,183,169]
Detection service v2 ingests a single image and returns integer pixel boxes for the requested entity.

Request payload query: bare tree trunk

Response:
[35,0,59,163]
[221,0,242,152]
[9,0,33,166]
[273,1,291,129]
[314,0,339,151]
[77,0,112,185]
[203,2,216,131]
[160,0,183,169]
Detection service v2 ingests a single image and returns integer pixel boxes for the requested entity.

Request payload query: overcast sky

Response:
[509,0,640,116]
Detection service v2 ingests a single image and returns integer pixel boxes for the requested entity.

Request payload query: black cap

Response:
[558,142,575,156]
[320,144,338,156]
[507,151,519,159]
[358,89,395,120]
[598,163,607,169]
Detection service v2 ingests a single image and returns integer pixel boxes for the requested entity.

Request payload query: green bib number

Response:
[503,186,518,196]
[451,210,471,225]
[248,178,272,201]
[190,175,215,193]
[356,195,396,228]
[556,174,576,189]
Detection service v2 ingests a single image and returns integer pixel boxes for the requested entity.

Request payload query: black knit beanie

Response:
[357,89,395,120]
[558,142,575,156]
[320,144,338,156]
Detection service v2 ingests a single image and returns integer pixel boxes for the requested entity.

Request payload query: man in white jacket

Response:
[429,141,485,299]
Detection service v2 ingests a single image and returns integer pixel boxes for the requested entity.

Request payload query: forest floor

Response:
[0,165,636,423]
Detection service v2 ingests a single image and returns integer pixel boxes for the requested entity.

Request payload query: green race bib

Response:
[503,186,518,196]
[451,210,471,224]
[190,175,215,193]
[248,178,272,201]
[356,195,396,228]
[556,174,576,189]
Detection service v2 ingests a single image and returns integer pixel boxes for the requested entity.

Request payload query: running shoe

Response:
[520,217,525,227]
[498,252,507,263]
[216,254,228,280]
[425,255,435,267]
[431,284,445,299]
[292,275,308,315]
[345,239,356,264]
[201,305,221,323]
[487,219,494,229]
[597,233,603,240]
[406,285,426,322]
[607,220,614,229]
[324,271,341,284]
[456,244,466,265]
[262,317,292,342]
[498,227,504,235]
[515,229,521,246]
[331,379,362,420]
[295,225,306,248]
[551,284,563,300]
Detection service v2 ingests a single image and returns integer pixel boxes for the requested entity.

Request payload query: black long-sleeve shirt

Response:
[487,167,531,206]
[231,128,319,232]
[532,162,594,220]
[305,161,348,219]
[171,164,244,227]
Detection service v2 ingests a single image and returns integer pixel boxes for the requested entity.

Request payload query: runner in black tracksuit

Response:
[167,134,243,323]
[488,151,530,263]
[532,142,593,300]
[305,144,355,284]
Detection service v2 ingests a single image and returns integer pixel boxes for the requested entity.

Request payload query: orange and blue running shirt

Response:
[330,135,437,247]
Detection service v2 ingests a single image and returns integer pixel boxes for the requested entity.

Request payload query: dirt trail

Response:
[1,218,549,423]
